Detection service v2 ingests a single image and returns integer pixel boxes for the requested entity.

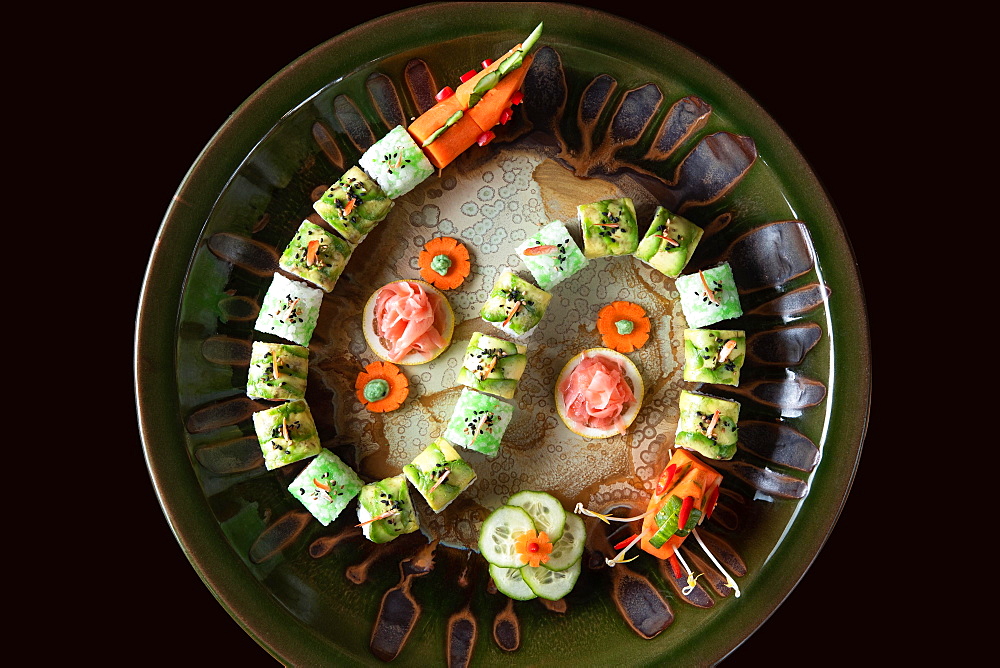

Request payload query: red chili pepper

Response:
[668,553,682,579]
[499,107,513,125]
[510,90,525,105]
[476,130,495,147]
[678,496,694,530]
[704,486,720,521]
[481,58,493,68]
[460,69,477,83]
[614,533,639,551]
[435,86,454,101]
[655,464,677,495]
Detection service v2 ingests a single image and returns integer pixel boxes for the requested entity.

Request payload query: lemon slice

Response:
[554,348,644,439]
[362,279,455,366]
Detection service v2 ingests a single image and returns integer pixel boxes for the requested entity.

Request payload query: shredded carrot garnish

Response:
[305,239,321,266]
[272,353,282,379]
[502,301,521,328]
[428,469,451,495]
[417,236,471,290]
[281,417,290,441]
[477,355,498,381]
[355,361,410,413]
[592,222,620,228]
[654,234,680,246]
[277,297,300,317]
[704,409,721,439]
[522,244,557,256]
[596,301,651,353]
[513,529,553,568]
[313,478,331,492]
[718,339,737,363]
[356,508,401,528]
[699,271,720,305]
[470,412,491,444]
[343,196,357,217]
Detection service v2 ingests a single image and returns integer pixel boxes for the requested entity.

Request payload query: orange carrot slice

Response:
[417,236,471,289]
[596,301,651,353]
[355,361,409,413]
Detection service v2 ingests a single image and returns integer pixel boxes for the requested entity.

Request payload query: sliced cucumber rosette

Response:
[489,563,537,601]
[542,511,586,571]
[362,279,455,365]
[507,490,566,543]
[521,559,581,601]
[478,505,536,568]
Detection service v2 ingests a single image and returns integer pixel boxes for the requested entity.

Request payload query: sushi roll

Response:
[683,329,746,386]
[443,387,514,457]
[674,390,740,460]
[278,220,354,292]
[578,197,639,259]
[358,125,435,199]
[246,341,309,401]
[312,167,393,245]
[480,269,552,337]
[287,449,363,526]
[514,220,589,290]
[356,474,420,543]
[633,206,704,278]
[456,332,528,399]
[675,263,743,329]
[252,399,322,470]
[403,437,477,513]
[254,273,324,346]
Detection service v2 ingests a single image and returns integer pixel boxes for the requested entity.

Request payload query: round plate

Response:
[136,3,870,665]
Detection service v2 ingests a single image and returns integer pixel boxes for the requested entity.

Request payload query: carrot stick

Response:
[454,43,522,107]
[414,112,484,169]
[407,94,464,146]
[467,54,534,131]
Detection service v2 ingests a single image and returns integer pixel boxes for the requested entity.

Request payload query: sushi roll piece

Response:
[480,269,552,337]
[683,329,746,386]
[403,437,477,513]
[633,207,704,278]
[675,263,743,329]
[456,332,528,399]
[287,449,363,526]
[254,273,324,346]
[278,220,354,292]
[675,390,740,460]
[358,125,435,199]
[312,167,393,245]
[246,341,309,401]
[356,474,420,543]
[578,197,639,259]
[639,448,723,559]
[252,399,322,470]
[514,220,589,290]
[443,387,514,457]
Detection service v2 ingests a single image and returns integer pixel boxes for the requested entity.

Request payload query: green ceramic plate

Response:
[136,3,870,665]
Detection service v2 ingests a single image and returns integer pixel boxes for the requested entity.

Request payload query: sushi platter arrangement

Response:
[136,6,869,665]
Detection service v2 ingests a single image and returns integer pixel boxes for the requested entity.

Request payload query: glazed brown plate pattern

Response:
[136,4,869,666]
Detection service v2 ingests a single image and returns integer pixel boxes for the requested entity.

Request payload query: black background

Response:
[124,2,903,665]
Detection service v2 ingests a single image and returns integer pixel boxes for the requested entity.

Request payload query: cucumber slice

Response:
[478,505,536,568]
[521,558,581,600]
[543,512,586,571]
[489,563,537,601]
[507,491,566,543]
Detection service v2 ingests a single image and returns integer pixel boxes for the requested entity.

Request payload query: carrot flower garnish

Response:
[418,236,471,290]
[513,529,553,568]
[355,361,409,413]
[596,301,651,353]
